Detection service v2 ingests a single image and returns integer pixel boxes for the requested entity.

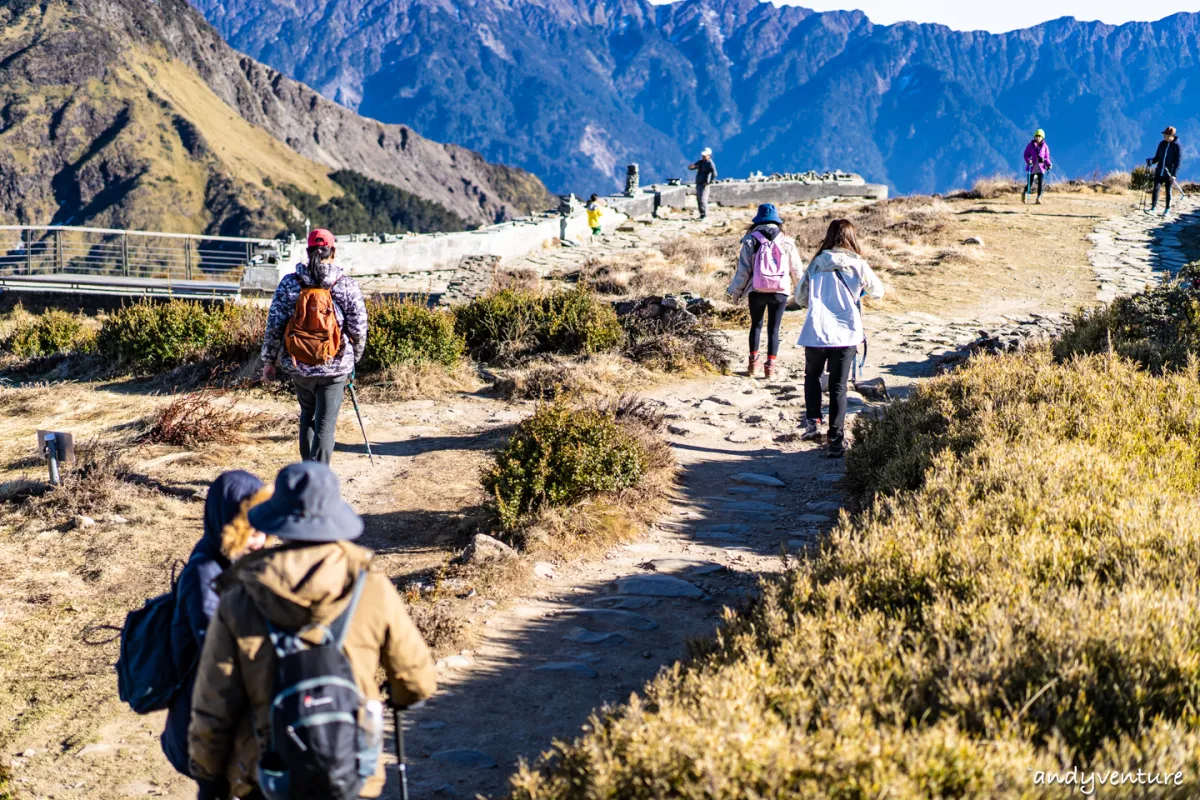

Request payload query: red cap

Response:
[307,228,335,248]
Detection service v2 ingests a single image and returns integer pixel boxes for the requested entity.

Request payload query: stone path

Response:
[397,370,856,798]
[1089,199,1199,302]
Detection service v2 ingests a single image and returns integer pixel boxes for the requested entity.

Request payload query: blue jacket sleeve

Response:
[171,558,223,673]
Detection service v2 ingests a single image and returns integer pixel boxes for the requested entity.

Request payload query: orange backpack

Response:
[284,282,342,366]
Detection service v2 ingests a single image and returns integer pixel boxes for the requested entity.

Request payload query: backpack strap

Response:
[328,570,368,651]
[832,268,864,320]
[263,570,367,657]
[832,268,867,362]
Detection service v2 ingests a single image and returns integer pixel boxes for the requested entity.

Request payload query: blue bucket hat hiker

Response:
[248,462,363,542]
[752,203,783,226]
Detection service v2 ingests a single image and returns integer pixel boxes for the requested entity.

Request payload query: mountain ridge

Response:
[0,0,553,235]
[189,0,1200,194]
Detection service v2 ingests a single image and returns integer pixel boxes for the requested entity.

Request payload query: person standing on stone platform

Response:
[688,147,717,220]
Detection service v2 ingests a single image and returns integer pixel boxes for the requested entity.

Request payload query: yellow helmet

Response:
[1035,129,1045,138]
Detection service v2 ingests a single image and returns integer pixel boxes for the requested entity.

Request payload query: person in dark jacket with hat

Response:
[161,471,271,795]
[725,204,803,379]
[262,228,368,466]
[1147,126,1183,215]
[688,148,718,220]
[189,462,436,800]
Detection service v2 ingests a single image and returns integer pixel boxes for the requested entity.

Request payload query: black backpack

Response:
[117,569,188,714]
[256,571,382,800]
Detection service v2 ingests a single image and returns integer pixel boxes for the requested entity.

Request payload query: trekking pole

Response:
[394,707,409,800]
[346,375,375,465]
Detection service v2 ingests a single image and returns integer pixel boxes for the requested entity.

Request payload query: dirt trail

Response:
[3,189,1193,800]
[381,193,1197,799]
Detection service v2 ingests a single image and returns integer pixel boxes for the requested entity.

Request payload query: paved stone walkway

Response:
[1089,198,1199,302]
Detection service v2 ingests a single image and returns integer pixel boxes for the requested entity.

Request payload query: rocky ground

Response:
[2,188,1194,800]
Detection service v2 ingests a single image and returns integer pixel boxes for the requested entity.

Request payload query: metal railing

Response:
[0,225,286,283]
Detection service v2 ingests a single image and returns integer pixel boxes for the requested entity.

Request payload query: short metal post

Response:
[55,230,63,273]
[184,240,193,280]
[24,229,31,274]
[44,433,60,485]
[122,233,129,277]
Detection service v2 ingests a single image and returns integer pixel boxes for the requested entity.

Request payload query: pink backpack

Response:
[751,231,790,292]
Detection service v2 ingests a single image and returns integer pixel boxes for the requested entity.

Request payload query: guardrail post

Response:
[55,230,63,273]
[183,239,192,280]
[122,233,129,277]
[24,229,31,274]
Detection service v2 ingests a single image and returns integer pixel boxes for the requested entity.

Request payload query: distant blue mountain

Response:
[188,0,1199,195]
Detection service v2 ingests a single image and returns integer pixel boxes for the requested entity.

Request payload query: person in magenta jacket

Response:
[1023,129,1052,204]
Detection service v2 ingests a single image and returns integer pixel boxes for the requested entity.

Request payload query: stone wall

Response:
[238,174,887,290]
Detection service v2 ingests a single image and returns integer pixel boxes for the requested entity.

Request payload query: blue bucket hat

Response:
[248,462,363,542]
[752,203,783,226]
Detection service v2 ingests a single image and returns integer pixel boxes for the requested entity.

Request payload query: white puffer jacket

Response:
[794,248,884,348]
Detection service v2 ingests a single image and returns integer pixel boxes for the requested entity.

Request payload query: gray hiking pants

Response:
[292,374,347,465]
[696,183,711,218]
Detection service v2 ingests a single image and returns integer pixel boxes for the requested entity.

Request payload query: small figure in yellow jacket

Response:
[586,193,607,236]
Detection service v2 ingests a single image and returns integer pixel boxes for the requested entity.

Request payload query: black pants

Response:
[804,345,856,451]
[293,374,348,464]
[1025,172,1044,198]
[1152,176,1174,210]
[748,292,787,356]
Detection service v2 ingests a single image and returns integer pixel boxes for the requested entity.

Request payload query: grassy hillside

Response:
[510,349,1200,798]
[0,33,341,234]
[0,0,493,236]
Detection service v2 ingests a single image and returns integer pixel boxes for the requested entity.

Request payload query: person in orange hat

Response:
[1147,126,1182,215]
[261,229,368,465]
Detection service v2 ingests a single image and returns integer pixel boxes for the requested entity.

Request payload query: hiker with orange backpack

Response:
[726,203,803,379]
[262,229,368,465]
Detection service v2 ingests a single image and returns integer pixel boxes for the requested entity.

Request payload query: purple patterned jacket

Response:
[261,261,368,378]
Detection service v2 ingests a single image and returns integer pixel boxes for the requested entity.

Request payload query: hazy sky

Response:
[768,1,1194,33]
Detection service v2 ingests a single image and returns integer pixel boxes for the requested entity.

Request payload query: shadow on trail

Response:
[369,414,851,798]
[337,426,512,460]
[377,570,773,799]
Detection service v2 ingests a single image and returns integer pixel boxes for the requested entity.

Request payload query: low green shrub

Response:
[1,309,92,358]
[360,296,464,373]
[94,300,263,372]
[1054,266,1200,373]
[482,400,647,530]
[510,352,1200,798]
[621,314,730,373]
[455,287,622,363]
[1130,163,1154,192]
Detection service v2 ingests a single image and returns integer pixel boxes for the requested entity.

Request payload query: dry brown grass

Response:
[357,359,483,402]
[495,353,655,400]
[511,351,1200,799]
[0,442,154,532]
[138,390,265,447]
[584,234,735,300]
[492,267,544,294]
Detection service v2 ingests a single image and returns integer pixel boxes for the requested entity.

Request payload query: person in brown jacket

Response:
[188,462,436,800]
